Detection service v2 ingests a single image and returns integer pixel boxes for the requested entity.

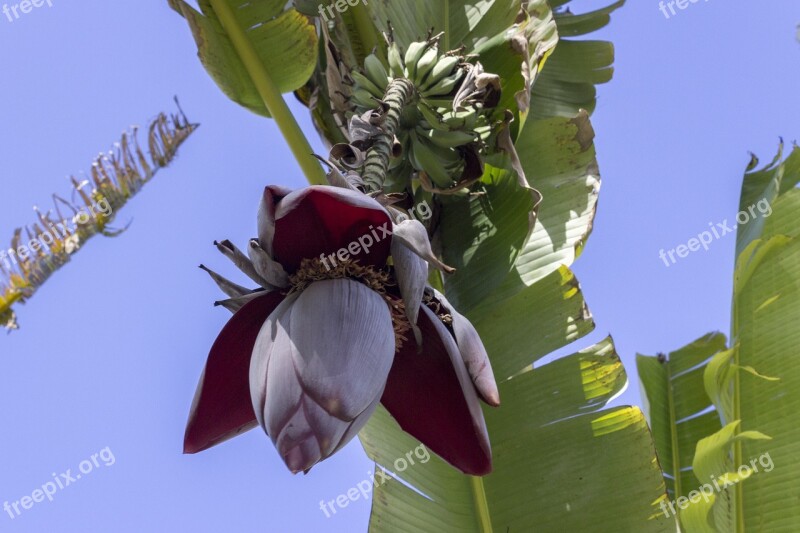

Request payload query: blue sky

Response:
[0,1,798,531]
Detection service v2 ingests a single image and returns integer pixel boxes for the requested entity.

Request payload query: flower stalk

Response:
[362,78,415,193]
[0,105,198,331]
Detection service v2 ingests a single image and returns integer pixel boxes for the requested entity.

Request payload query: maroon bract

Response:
[185,185,499,475]
[184,291,284,454]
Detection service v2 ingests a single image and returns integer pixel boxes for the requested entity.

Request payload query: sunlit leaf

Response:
[361,338,675,532]
[531,1,624,119]
[168,0,318,117]
[638,145,800,531]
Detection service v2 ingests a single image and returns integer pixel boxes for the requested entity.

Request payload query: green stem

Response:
[665,356,683,503]
[208,0,327,186]
[731,298,744,533]
[734,358,744,533]
[470,476,494,533]
[362,78,415,193]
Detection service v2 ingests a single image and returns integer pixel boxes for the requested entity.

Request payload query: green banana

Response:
[363,54,390,91]
[417,103,449,131]
[413,129,462,163]
[421,96,456,110]
[443,109,478,130]
[404,41,429,80]
[430,141,463,164]
[388,43,405,78]
[350,88,376,108]
[350,71,384,99]
[409,131,456,187]
[407,130,425,170]
[474,124,493,140]
[421,70,464,97]
[420,55,460,91]
[422,127,477,149]
[413,46,439,85]
[385,161,414,193]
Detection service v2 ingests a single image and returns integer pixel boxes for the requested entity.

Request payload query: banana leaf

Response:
[637,145,800,532]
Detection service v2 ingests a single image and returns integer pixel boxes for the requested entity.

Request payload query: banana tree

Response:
[638,145,800,532]
[170,0,674,530]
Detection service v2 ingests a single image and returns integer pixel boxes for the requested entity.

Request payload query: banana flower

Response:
[184,185,499,475]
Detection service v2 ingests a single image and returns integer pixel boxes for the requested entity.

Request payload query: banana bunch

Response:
[349,36,499,190]
[394,40,464,99]
[351,38,465,106]
[407,129,466,187]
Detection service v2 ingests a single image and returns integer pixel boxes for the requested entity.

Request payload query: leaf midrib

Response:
[666,359,683,502]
